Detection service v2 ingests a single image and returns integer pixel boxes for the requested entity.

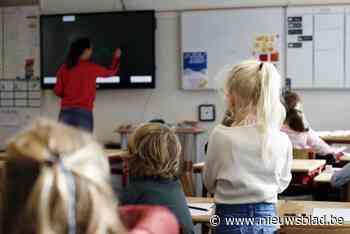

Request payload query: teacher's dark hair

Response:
[66,37,91,69]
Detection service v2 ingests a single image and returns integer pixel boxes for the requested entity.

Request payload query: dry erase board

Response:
[181,8,285,90]
[287,5,350,89]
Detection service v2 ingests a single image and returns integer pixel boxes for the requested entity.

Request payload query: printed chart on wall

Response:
[0,6,41,150]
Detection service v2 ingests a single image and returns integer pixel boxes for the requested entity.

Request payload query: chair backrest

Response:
[293,148,315,160]
[119,205,179,234]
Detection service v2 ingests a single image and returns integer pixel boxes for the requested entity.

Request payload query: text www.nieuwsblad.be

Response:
[209,215,345,227]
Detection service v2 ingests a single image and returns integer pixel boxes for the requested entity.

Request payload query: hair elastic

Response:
[259,62,264,71]
[46,155,76,234]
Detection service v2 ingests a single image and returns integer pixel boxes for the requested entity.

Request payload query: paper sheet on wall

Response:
[3,6,40,80]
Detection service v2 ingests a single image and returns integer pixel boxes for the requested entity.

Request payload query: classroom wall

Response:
[40,0,350,143]
[40,12,223,143]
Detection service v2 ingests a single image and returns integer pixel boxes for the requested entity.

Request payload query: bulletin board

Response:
[181,7,285,90]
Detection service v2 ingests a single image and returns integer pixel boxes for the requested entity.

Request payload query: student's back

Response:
[120,177,193,233]
[206,124,291,204]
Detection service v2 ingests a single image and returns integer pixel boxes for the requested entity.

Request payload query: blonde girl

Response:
[204,61,293,234]
[0,119,126,234]
[120,123,194,234]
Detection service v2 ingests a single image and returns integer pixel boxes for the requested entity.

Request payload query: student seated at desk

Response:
[282,92,342,163]
[0,119,126,234]
[204,61,292,234]
[119,123,194,234]
[331,163,350,187]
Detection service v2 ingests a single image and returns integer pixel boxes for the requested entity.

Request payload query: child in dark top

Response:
[119,123,194,234]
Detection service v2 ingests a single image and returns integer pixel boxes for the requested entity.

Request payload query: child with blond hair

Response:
[0,119,126,234]
[120,123,194,234]
[204,61,292,234]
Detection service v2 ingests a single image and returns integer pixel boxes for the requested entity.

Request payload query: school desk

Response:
[339,153,350,162]
[291,159,326,184]
[320,135,350,145]
[313,168,350,202]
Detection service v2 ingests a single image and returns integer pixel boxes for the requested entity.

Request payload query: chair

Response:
[293,148,315,159]
[119,205,179,234]
[181,161,195,196]
[181,161,207,197]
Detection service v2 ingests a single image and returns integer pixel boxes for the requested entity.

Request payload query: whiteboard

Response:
[181,8,285,90]
[287,5,349,89]
[345,8,350,88]
[314,13,344,88]
[286,7,314,88]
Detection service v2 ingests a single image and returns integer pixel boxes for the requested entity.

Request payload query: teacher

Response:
[54,37,121,132]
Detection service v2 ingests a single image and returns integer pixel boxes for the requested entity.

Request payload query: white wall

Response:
[39,0,350,143]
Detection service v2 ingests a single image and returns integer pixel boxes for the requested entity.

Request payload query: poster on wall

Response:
[182,52,209,90]
[252,33,280,68]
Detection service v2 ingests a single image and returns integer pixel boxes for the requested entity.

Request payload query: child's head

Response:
[283,91,308,132]
[1,119,125,234]
[224,60,285,130]
[284,91,301,111]
[128,123,181,179]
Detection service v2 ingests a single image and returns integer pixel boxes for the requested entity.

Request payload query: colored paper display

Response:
[253,33,280,64]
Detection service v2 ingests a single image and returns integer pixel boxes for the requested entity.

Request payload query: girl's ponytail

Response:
[223,60,285,160]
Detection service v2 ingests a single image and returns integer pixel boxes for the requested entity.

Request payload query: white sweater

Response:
[204,124,293,204]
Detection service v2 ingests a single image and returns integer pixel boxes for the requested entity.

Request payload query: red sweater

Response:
[54,58,120,111]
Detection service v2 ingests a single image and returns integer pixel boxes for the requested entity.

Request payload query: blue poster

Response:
[183,52,208,89]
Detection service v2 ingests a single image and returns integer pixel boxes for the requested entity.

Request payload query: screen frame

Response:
[40,10,156,90]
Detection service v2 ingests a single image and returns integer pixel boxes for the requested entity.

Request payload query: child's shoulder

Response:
[274,130,293,147]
